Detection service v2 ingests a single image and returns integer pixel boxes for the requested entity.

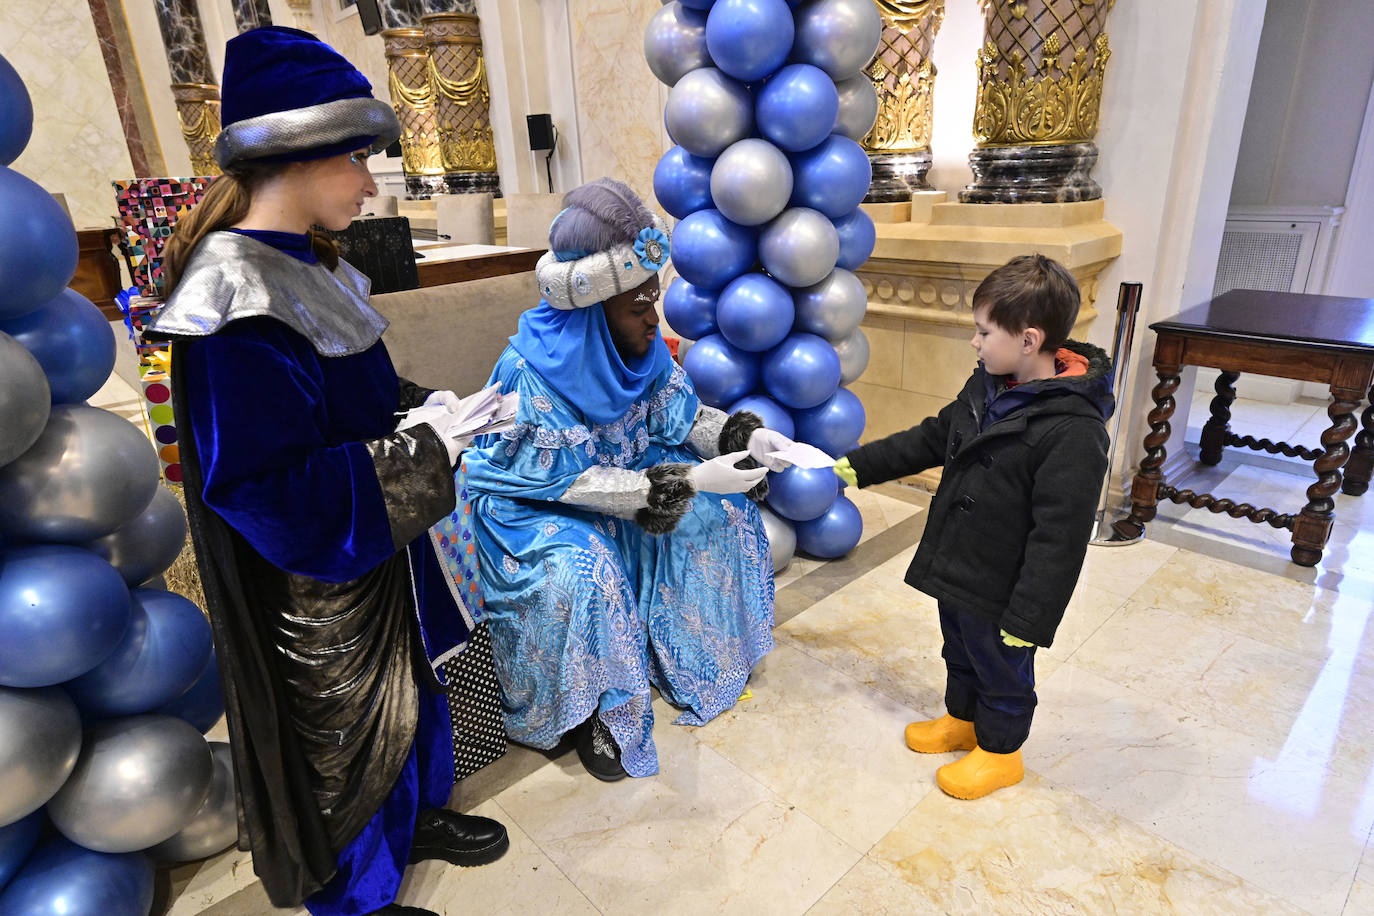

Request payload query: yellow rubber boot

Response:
[904,714,977,754]
[936,747,1024,799]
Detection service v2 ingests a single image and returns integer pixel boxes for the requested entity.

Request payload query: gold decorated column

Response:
[961,0,1115,203]
[171,83,221,176]
[152,0,220,175]
[422,12,500,194]
[864,1,944,202]
[382,27,447,199]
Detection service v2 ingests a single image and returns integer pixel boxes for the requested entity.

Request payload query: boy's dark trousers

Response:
[938,602,1037,753]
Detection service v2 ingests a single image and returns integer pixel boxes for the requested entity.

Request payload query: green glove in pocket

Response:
[1000,629,1036,648]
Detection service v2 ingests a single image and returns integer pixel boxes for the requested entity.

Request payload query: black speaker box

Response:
[356,0,383,36]
[527,114,555,151]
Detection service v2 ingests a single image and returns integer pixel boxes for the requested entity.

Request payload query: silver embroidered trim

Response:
[214,97,401,167]
[687,404,728,460]
[535,214,672,310]
[557,466,652,519]
[149,232,388,357]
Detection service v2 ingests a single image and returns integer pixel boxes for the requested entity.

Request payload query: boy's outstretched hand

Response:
[1001,630,1036,648]
[833,457,857,487]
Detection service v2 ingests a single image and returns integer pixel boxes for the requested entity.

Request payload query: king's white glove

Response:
[689,450,768,495]
[396,405,472,467]
[423,390,463,412]
[747,427,797,472]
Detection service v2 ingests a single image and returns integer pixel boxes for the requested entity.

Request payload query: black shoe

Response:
[408,808,509,867]
[574,714,627,782]
[372,906,438,916]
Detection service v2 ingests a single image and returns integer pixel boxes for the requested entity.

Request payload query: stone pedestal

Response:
[851,198,1122,488]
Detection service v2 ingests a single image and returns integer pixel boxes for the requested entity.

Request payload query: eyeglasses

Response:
[349,151,370,166]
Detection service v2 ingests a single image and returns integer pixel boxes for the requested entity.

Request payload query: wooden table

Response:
[1120,289,1374,566]
[415,244,544,287]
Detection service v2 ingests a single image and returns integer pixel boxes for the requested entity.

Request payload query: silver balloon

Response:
[834,326,871,385]
[792,0,883,80]
[0,404,160,543]
[710,139,794,227]
[0,686,81,826]
[81,485,187,585]
[149,742,236,862]
[664,68,754,158]
[833,73,879,141]
[0,331,50,469]
[794,268,867,342]
[759,207,839,288]
[48,714,213,853]
[760,505,796,574]
[645,1,713,87]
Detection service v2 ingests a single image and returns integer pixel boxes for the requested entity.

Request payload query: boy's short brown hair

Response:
[972,254,1081,352]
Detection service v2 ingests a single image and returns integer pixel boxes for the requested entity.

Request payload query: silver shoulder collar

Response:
[149,231,389,357]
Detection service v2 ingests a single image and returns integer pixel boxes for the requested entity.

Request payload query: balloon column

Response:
[649,0,880,565]
[0,54,230,914]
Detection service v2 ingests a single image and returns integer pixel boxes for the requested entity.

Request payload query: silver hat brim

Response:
[214,97,402,168]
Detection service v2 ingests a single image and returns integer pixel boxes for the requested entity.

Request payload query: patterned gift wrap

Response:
[115,290,181,483]
[113,176,216,297]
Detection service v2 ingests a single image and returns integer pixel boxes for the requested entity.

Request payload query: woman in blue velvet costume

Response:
[150,27,506,916]
[453,179,798,781]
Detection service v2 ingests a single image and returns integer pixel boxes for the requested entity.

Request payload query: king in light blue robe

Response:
[449,302,775,777]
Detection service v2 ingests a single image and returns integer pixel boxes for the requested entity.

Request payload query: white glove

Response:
[748,427,797,472]
[396,405,472,467]
[689,450,768,495]
[423,390,463,412]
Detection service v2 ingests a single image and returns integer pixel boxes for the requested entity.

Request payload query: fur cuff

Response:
[636,463,696,535]
[719,411,769,504]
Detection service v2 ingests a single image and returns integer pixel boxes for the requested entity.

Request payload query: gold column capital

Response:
[171,83,220,176]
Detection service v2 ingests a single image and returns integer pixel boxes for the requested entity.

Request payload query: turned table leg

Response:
[1341,384,1373,497]
[1291,386,1362,566]
[1121,360,1183,537]
[1199,370,1239,465]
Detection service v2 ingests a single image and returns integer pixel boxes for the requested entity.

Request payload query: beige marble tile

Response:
[396,800,599,915]
[866,769,1305,915]
[1070,596,1374,784]
[1077,537,1178,597]
[692,644,941,850]
[1121,547,1373,663]
[846,486,922,541]
[807,856,948,915]
[1346,842,1374,916]
[164,845,260,916]
[1029,663,1371,916]
[493,703,861,915]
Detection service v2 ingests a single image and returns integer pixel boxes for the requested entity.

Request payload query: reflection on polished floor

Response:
[115,374,1369,915]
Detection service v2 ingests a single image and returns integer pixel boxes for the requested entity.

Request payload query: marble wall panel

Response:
[2,0,134,228]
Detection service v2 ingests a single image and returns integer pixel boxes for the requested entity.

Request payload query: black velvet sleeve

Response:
[363,423,457,550]
[397,378,436,412]
[845,399,956,488]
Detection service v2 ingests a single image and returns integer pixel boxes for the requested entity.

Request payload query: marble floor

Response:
[90,371,1373,916]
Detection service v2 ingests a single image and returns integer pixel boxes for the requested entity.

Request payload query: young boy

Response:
[834,254,1112,800]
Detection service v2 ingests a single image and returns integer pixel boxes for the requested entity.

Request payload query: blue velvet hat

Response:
[214,26,401,168]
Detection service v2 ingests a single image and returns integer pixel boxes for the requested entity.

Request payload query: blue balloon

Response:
[795,493,862,557]
[682,334,761,408]
[762,331,842,409]
[0,54,33,167]
[0,812,41,892]
[0,837,153,916]
[0,289,116,405]
[663,278,719,341]
[65,588,213,718]
[793,386,865,457]
[671,209,758,290]
[756,64,840,153]
[681,0,717,8]
[768,464,839,522]
[653,145,715,220]
[729,393,795,438]
[0,546,131,688]
[833,207,876,270]
[716,272,795,352]
[790,134,873,217]
[0,168,78,321]
[706,0,795,82]
[154,649,224,734]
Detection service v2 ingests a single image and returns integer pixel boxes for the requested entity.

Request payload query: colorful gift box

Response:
[113,177,217,298]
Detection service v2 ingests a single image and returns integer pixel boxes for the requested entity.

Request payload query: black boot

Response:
[371,905,438,915]
[408,808,509,866]
[574,713,627,782]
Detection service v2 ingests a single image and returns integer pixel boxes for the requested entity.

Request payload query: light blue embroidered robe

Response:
[456,349,774,776]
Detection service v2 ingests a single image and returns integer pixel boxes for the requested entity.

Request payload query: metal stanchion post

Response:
[1091,282,1145,546]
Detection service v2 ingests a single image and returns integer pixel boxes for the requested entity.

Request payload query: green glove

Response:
[833,456,857,487]
[1001,629,1036,648]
